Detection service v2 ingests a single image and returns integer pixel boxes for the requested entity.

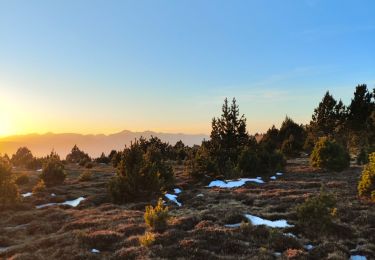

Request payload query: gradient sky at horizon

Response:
[0,0,374,137]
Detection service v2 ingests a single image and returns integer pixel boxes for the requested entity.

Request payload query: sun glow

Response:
[0,113,15,137]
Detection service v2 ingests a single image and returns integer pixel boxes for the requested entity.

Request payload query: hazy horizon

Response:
[1,0,374,137]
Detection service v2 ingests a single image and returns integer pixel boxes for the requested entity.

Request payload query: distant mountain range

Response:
[0,130,209,158]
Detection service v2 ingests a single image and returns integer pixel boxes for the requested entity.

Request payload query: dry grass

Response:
[0,160,374,259]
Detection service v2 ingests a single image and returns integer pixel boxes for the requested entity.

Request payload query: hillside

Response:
[0,130,208,157]
[0,159,373,259]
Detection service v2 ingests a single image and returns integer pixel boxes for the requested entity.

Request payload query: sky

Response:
[0,0,374,137]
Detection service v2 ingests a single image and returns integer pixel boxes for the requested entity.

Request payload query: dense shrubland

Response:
[187,98,286,180]
[260,117,306,158]
[0,156,19,206]
[306,85,375,161]
[109,138,174,203]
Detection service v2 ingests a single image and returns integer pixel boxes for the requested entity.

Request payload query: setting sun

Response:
[0,1,374,259]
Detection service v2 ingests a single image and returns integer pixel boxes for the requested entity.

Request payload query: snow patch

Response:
[224,223,241,228]
[0,247,9,253]
[284,233,297,238]
[62,197,86,207]
[274,252,282,257]
[36,168,43,172]
[196,194,204,197]
[276,172,283,176]
[304,244,314,250]
[244,214,294,228]
[208,178,264,188]
[22,192,32,198]
[51,193,56,197]
[350,256,367,260]
[36,203,58,209]
[36,197,85,209]
[91,249,100,253]
[165,194,182,207]
[270,176,277,180]
[174,188,182,194]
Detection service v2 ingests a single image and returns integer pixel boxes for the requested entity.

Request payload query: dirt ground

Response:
[0,159,374,260]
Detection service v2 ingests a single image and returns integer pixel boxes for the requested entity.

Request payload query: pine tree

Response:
[210,98,249,176]
[348,84,372,132]
[11,147,34,167]
[347,85,375,153]
[311,91,338,137]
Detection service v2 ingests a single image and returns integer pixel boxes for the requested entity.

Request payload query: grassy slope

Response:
[0,159,374,259]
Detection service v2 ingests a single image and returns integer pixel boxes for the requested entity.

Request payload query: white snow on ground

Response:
[0,247,9,253]
[165,194,182,207]
[274,252,282,257]
[196,194,204,197]
[36,197,85,209]
[284,233,297,238]
[276,172,283,176]
[304,244,314,250]
[350,256,367,260]
[224,223,241,228]
[36,169,43,172]
[270,176,277,180]
[244,214,294,228]
[51,193,56,197]
[208,178,264,188]
[22,192,32,198]
[62,197,86,207]
[174,188,182,194]
[91,249,100,253]
[36,203,58,209]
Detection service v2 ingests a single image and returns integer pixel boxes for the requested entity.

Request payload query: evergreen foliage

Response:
[11,147,34,167]
[296,189,336,235]
[144,198,169,232]
[109,139,174,203]
[310,137,350,172]
[95,152,110,164]
[0,157,19,206]
[66,145,91,163]
[358,152,375,201]
[188,98,286,179]
[32,180,46,194]
[40,151,66,187]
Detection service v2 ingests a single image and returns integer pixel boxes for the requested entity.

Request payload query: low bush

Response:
[15,173,30,185]
[187,143,216,179]
[40,152,66,187]
[78,230,122,250]
[0,157,19,206]
[236,147,285,177]
[269,230,302,252]
[296,189,336,235]
[85,162,93,169]
[109,140,174,203]
[281,135,300,158]
[79,170,92,181]
[32,180,46,194]
[144,198,169,232]
[26,158,43,170]
[310,137,350,172]
[357,148,370,165]
[139,231,155,247]
[66,145,91,163]
[358,152,375,201]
